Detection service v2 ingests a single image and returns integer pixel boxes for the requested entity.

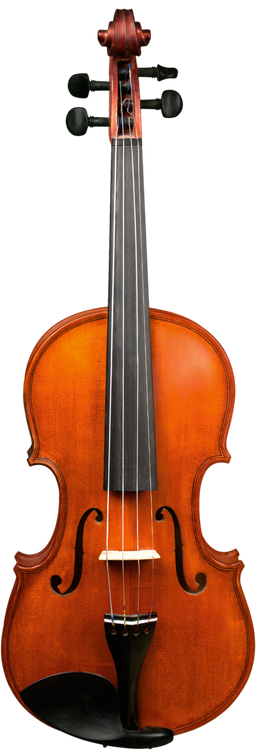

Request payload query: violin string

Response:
[128,69,140,625]
[106,70,155,626]
[120,82,126,629]
[105,124,119,628]
[134,91,155,622]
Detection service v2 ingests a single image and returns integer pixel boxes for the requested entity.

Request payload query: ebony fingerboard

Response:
[104,138,157,492]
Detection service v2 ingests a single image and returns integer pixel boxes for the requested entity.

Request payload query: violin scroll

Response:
[98,9,151,58]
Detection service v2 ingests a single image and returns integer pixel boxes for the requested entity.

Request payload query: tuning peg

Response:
[68,73,110,98]
[141,90,183,118]
[66,107,110,135]
[138,64,178,80]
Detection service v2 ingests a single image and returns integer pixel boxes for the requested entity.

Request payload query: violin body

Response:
[2,305,254,737]
[2,9,254,747]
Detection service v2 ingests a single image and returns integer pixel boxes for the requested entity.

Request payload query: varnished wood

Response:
[98,10,150,59]
[2,307,254,734]
[105,11,143,140]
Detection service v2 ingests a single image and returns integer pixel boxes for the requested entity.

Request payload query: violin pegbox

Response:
[98,9,149,141]
[66,9,183,139]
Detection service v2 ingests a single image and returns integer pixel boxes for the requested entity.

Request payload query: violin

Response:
[1,8,255,749]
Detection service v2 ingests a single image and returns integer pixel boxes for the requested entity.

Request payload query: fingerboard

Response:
[104,138,157,492]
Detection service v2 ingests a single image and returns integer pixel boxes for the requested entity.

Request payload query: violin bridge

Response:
[99,549,160,561]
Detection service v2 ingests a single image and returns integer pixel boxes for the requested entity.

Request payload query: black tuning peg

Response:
[68,73,110,98]
[66,107,110,135]
[141,90,183,118]
[138,64,178,80]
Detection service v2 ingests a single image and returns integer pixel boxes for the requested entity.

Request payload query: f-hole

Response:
[156,506,207,594]
[50,507,103,596]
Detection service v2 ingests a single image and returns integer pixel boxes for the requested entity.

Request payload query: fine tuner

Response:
[67,65,182,136]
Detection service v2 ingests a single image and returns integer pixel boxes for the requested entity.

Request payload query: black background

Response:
[1,4,255,750]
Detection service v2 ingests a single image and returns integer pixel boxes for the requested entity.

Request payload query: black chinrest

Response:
[21,672,173,748]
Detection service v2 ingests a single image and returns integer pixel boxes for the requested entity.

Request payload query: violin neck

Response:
[104,137,157,492]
